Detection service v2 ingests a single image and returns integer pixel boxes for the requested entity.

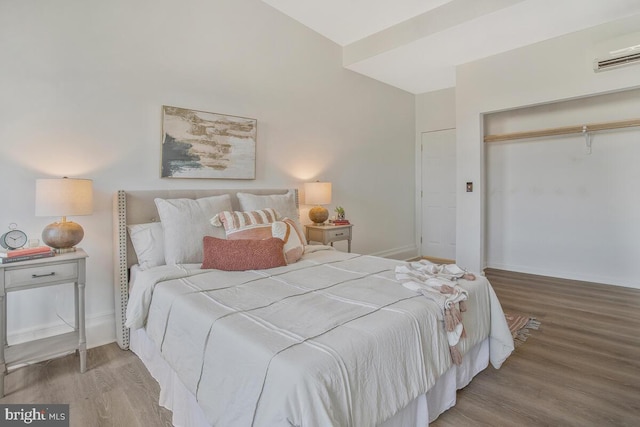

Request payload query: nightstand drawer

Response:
[4,262,78,289]
[326,227,351,242]
[305,224,353,252]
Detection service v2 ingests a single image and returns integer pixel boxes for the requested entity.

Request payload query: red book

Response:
[0,246,52,258]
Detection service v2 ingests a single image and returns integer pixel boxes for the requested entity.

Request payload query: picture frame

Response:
[161,105,257,179]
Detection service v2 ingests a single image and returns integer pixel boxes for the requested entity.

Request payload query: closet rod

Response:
[484,118,640,143]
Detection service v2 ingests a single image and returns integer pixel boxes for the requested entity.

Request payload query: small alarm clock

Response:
[0,223,28,250]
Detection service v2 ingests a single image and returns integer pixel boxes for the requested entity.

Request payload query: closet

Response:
[483,88,640,288]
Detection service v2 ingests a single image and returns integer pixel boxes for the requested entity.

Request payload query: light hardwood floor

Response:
[0,340,173,426]
[433,269,640,427]
[1,269,638,426]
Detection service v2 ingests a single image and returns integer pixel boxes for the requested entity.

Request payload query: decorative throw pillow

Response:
[201,236,287,271]
[271,219,305,264]
[237,190,307,245]
[127,222,165,270]
[155,195,232,264]
[211,208,278,240]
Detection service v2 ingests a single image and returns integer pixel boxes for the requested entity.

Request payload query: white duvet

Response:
[126,247,513,427]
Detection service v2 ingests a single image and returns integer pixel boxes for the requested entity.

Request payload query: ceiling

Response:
[262,0,640,94]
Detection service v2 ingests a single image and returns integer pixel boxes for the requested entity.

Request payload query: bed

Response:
[113,188,514,426]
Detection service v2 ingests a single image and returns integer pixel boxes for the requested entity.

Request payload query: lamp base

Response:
[42,220,84,252]
[54,247,77,254]
[309,206,329,225]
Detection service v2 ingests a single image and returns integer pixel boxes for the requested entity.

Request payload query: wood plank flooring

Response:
[0,269,638,426]
[432,268,640,427]
[0,341,173,426]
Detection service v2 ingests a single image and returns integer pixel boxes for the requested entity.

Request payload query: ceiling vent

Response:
[593,32,640,72]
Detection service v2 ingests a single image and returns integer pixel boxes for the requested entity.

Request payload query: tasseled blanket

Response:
[395,260,473,365]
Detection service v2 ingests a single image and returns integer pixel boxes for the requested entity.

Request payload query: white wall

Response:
[456,13,640,283]
[416,87,456,132]
[485,89,640,288]
[0,0,416,347]
[415,88,456,256]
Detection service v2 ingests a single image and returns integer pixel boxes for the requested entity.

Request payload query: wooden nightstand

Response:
[305,224,353,252]
[0,249,88,397]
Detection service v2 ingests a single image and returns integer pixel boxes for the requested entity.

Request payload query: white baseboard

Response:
[369,245,419,261]
[486,262,639,290]
[8,312,116,350]
[87,313,117,348]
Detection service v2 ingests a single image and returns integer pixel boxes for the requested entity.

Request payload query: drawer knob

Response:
[32,272,56,278]
[336,233,344,236]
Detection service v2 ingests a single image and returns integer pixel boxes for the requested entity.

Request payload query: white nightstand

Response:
[305,224,353,252]
[0,248,88,397]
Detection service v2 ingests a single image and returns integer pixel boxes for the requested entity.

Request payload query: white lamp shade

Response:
[36,178,93,217]
[305,182,332,205]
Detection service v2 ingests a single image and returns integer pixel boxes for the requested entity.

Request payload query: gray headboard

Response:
[113,188,298,350]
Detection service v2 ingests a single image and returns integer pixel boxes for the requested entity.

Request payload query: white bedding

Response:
[130,328,490,427]
[126,247,513,426]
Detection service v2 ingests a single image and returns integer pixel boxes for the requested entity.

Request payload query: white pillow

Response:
[155,195,232,264]
[237,190,307,245]
[127,222,165,270]
[271,219,305,264]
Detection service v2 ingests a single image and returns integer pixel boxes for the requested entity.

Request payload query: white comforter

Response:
[126,247,513,427]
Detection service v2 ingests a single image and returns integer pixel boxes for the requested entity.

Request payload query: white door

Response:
[421,129,456,261]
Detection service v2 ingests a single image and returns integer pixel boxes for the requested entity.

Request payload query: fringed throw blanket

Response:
[505,312,541,346]
[395,260,475,365]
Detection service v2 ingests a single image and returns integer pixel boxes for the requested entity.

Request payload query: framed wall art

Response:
[161,106,257,179]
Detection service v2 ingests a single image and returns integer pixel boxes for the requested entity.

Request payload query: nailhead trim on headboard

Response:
[114,190,130,349]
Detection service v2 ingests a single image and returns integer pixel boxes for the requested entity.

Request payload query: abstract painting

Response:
[161,106,256,179]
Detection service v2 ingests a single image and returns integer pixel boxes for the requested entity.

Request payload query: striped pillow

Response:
[211,208,278,240]
[271,219,305,264]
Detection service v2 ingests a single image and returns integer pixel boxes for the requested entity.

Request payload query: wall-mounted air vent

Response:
[593,32,640,72]
[594,50,640,72]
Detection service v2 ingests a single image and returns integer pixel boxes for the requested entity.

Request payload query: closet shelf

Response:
[484,118,640,143]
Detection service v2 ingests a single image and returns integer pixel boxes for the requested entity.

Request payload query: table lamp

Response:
[35,177,93,253]
[304,181,331,225]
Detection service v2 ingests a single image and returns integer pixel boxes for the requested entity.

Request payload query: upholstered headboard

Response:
[113,188,298,350]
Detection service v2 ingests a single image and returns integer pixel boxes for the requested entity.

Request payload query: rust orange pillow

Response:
[201,236,286,271]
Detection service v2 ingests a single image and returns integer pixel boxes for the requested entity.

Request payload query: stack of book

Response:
[331,219,350,225]
[0,246,55,264]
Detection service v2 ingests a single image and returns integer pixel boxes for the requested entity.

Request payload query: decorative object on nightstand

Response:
[305,223,353,252]
[0,223,27,250]
[331,206,350,225]
[35,177,93,253]
[0,249,89,397]
[304,181,331,225]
